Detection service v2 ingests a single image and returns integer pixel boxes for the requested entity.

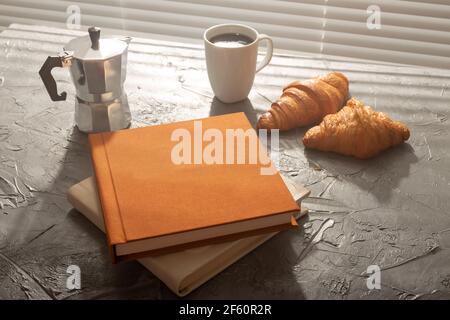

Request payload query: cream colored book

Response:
[67,176,309,296]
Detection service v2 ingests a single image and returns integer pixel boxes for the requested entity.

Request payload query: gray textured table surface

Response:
[1,24,450,300]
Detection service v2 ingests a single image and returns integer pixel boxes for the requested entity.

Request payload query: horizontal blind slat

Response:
[325,20,450,45]
[406,0,450,5]
[1,0,325,42]
[169,0,325,17]
[287,0,450,19]
[0,0,449,69]
[324,30,450,58]
[325,7,450,32]
[0,4,323,54]
[56,0,325,30]
[324,42,450,69]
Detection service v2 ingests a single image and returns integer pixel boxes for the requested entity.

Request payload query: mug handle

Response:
[255,34,273,73]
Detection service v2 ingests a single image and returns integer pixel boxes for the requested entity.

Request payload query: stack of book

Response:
[67,112,309,296]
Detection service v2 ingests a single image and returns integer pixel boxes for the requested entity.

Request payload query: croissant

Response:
[303,98,410,159]
[257,72,349,131]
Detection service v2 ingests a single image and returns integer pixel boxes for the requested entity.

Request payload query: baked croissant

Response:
[257,72,349,131]
[303,98,410,159]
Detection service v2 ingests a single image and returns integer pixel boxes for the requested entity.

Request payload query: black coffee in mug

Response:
[209,33,254,48]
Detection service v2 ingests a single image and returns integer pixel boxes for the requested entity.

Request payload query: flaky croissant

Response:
[303,98,410,159]
[257,72,349,131]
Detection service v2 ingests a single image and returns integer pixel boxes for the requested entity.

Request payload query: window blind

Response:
[0,0,448,69]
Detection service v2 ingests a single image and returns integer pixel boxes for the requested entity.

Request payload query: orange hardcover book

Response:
[88,112,300,263]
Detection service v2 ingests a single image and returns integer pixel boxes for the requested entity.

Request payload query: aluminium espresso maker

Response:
[39,27,132,133]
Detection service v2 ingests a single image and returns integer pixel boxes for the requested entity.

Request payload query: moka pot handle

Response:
[39,51,73,101]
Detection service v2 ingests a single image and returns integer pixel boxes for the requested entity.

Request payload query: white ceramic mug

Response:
[204,24,273,103]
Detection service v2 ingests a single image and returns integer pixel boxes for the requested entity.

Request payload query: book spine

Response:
[88,133,127,263]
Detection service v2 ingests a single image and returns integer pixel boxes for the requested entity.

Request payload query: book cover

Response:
[88,112,300,262]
